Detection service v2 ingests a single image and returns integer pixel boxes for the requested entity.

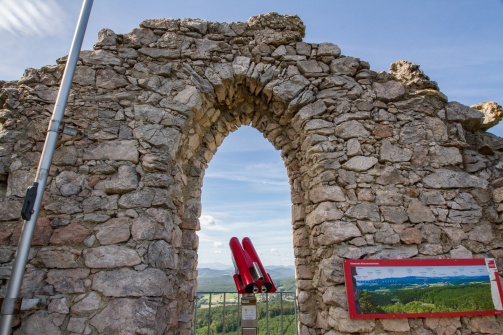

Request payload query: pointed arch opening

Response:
[197,125,294,271]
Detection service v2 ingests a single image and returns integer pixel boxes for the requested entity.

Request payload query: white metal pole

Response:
[0,1,94,333]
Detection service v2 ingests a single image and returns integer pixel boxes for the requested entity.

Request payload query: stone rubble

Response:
[0,12,502,335]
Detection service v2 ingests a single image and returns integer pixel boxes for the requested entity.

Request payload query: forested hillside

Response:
[195,294,297,335]
[197,265,296,292]
[195,266,298,334]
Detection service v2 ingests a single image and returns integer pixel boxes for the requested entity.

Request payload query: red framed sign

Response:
[344,258,503,319]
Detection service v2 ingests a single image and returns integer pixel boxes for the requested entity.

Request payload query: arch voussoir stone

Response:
[1,12,503,335]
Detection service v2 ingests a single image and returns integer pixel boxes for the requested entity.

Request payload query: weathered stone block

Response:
[346,203,380,221]
[373,80,405,102]
[94,165,139,194]
[375,223,400,244]
[322,285,348,309]
[407,199,435,223]
[318,221,361,245]
[95,217,131,245]
[55,170,86,196]
[84,246,141,268]
[373,245,419,259]
[423,317,461,335]
[11,217,52,246]
[118,189,155,209]
[7,169,36,197]
[12,311,62,335]
[46,268,90,294]
[450,245,473,258]
[379,140,412,162]
[83,140,139,163]
[48,297,69,314]
[97,68,129,89]
[44,196,83,215]
[430,145,463,166]
[73,66,96,86]
[297,60,323,74]
[80,50,122,66]
[50,222,90,245]
[272,74,309,103]
[309,183,346,203]
[493,187,503,203]
[445,101,484,131]
[342,156,377,171]
[72,291,101,316]
[328,307,375,333]
[318,43,341,57]
[468,224,494,243]
[422,169,488,189]
[147,240,178,270]
[399,227,422,245]
[334,120,370,139]
[329,57,359,76]
[399,123,426,144]
[0,199,23,222]
[67,317,87,333]
[36,247,80,268]
[305,202,343,228]
[0,247,14,263]
[90,298,168,334]
[92,268,170,297]
[466,315,501,334]
[381,318,410,332]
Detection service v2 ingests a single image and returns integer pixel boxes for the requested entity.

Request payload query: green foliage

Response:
[195,272,298,334]
[358,291,386,314]
[358,283,493,315]
[195,297,297,335]
[278,278,296,292]
[198,276,237,292]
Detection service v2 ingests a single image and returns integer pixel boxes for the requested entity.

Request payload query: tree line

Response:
[358,282,493,314]
[195,299,297,335]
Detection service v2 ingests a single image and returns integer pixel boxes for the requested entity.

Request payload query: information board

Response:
[344,258,503,319]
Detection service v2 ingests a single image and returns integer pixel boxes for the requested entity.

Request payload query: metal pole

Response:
[222,293,226,335]
[0,1,94,334]
[265,293,269,335]
[238,294,241,335]
[280,293,284,335]
[294,294,298,335]
[207,293,212,335]
[194,295,199,335]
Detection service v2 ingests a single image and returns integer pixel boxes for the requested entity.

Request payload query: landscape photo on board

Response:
[346,259,503,317]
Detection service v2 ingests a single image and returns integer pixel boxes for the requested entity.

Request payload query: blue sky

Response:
[354,265,490,280]
[1,0,502,267]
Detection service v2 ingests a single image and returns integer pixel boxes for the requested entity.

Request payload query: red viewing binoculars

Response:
[229,237,277,294]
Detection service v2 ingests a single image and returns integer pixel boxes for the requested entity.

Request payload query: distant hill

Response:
[357,275,490,291]
[197,262,234,271]
[261,265,295,279]
[197,268,234,278]
[196,265,296,292]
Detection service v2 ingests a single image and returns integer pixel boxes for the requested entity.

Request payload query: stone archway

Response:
[1,12,503,335]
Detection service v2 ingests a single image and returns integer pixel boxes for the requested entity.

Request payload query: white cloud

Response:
[199,214,228,231]
[205,169,288,187]
[270,248,280,255]
[213,241,223,248]
[0,0,67,36]
[200,214,216,226]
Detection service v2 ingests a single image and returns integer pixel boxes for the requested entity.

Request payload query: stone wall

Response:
[1,12,503,335]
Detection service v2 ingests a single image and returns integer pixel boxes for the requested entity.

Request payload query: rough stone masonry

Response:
[1,12,503,335]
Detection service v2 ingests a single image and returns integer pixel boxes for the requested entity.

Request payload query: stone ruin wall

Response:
[1,12,503,335]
